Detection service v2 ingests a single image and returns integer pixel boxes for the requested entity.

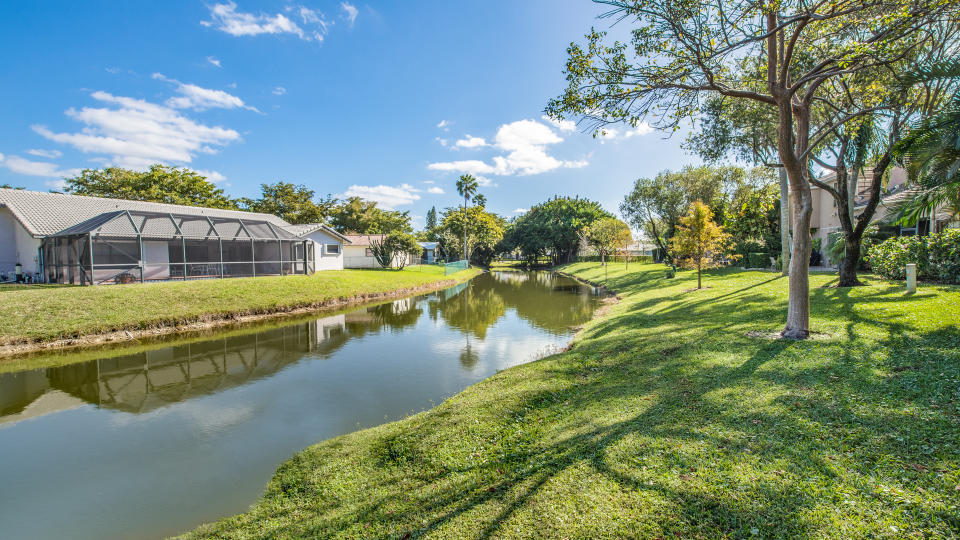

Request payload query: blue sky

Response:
[0,1,697,226]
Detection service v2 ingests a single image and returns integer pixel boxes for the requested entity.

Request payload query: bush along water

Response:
[867,229,960,283]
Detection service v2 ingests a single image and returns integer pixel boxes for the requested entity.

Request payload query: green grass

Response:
[0,266,479,346]
[184,262,960,539]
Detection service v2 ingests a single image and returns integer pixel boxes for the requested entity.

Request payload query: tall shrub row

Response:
[866,229,960,283]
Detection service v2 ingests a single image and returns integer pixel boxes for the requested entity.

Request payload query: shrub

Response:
[867,236,927,279]
[867,229,960,283]
[746,252,771,269]
[926,229,960,283]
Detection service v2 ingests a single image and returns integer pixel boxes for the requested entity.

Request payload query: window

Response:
[326,244,341,255]
[365,248,374,257]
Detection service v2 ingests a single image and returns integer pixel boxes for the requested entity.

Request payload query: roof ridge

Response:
[0,187,283,221]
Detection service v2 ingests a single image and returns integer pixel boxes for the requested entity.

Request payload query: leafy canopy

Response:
[328,196,412,235]
[506,196,611,265]
[240,182,336,225]
[586,217,633,264]
[437,206,505,266]
[671,200,732,288]
[65,165,236,209]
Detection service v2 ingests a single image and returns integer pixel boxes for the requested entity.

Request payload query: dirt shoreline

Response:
[0,271,480,359]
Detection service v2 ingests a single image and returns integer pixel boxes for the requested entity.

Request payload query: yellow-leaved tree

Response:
[670,200,730,290]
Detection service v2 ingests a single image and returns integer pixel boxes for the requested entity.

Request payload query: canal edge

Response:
[0,269,483,361]
[554,269,622,353]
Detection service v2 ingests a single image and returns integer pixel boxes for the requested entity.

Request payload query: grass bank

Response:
[185,262,960,539]
[0,265,480,356]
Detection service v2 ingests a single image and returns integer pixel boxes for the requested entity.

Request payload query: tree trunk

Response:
[779,167,790,276]
[783,186,812,338]
[837,237,863,287]
[775,94,812,339]
[697,265,702,289]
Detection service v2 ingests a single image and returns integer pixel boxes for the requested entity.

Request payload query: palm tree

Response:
[455,174,478,262]
[895,57,960,228]
[473,193,487,208]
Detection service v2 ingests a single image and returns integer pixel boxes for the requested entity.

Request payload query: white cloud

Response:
[436,119,451,131]
[476,175,494,187]
[272,86,287,96]
[27,149,62,159]
[46,179,68,191]
[340,2,358,26]
[422,179,435,184]
[194,169,227,183]
[513,208,528,213]
[624,123,654,137]
[596,123,653,143]
[152,73,258,112]
[0,154,80,179]
[428,119,588,176]
[427,159,498,176]
[32,91,242,169]
[427,186,444,194]
[206,56,222,67]
[541,115,576,132]
[342,183,421,210]
[435,137,448,147]
[202,2,329,42]
[455,135,487,148]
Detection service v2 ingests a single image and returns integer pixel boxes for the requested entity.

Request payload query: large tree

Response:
[240,182,336,225]
[455,174,479,262]
[508,196,611,265]
[437,206,505,266]
[687,93,792,274]
[725,180,781,263]
[328,196,412,234]
[801,22,960,285]
[548,0,952,338]
[586,217,633,265]
[620,166,744,261]
[894,57,960,229]
[65,165,237,209]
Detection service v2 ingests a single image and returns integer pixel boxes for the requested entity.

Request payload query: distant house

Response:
[805,167,959,266]
[342,234,417,268]
[0,187,344,284]
[283,223,350,271]
[418,241,440,263]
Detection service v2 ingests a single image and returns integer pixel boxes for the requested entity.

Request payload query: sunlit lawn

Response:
[0,266,478,345]
[185,262,960,539]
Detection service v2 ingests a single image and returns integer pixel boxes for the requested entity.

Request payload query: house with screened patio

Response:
[0,187,349,285]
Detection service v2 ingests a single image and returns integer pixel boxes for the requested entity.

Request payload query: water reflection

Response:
[0,271,599,540]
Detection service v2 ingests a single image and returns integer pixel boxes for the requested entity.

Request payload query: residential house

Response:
[0,187,345,284]
[804,167,958,265]
[283,223,351,271]
[418,241,440,263]
[342,234,417,268]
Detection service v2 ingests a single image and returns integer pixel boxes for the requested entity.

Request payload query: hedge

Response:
[745,252,773,269]
[866,229,960,283]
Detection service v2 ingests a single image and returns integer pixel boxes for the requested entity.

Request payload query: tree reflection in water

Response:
[0,271,603,540]
[0,271,600,421]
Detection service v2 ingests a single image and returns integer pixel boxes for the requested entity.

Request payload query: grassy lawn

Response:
[0,266,479,346]
[185,262,960,539]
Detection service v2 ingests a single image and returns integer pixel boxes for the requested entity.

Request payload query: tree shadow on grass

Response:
[195,270,960,539]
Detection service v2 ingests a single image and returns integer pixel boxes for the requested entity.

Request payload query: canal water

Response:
[0,271,601,540]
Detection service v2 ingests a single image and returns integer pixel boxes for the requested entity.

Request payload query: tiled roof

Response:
[342,234,387,246]
[52,210,300,240]
[282,222,351,242]
[0,188,291,237]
